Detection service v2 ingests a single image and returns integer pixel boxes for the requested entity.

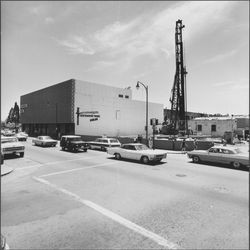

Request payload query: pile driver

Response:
[162,19,188,135]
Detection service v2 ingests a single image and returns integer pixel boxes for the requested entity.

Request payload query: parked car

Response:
[88,137,121,151]
[187,145,249,169]
[60,135,88,152]
[1,150,4,165]
[1,136,25,158]
[32,136,57,147]
[107,143,167,164]
[3,130,15,137]
[15,132,28,141]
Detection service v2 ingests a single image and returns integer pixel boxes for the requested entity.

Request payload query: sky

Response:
[1,1,249,120]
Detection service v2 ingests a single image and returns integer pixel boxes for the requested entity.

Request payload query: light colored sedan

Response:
[107,143,167,164]
[187,145,249,169]
[1,136,25,157]
[32,136,57,147]
[16,132,28,141]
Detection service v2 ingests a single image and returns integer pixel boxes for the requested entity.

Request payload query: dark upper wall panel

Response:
[20,79,75,124]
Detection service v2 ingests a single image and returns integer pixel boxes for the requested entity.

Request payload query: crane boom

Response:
[164,19,188,135]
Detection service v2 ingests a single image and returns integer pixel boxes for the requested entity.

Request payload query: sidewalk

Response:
[165,150,187,154]
[1,165,14,176]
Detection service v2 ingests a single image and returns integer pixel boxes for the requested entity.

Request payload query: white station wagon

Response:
[107,143,167,164]
[88,137,121,151]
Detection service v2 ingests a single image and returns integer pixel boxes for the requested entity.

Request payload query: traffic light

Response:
[76,107,80,125]
[150,118,159,126]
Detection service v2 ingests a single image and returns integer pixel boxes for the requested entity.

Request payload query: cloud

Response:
[213,79,249,90]
[57,36,95,55]
[57,1,236,71]
[203,49,237,64]
[213,81,234,87]
[45,17,54,24]
[83,61,116,72]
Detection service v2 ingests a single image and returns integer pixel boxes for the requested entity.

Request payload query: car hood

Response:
[43,139,57,143]
[1,142,24,148]
[139,149,167,155]
[70,141,86,144]
[188,150,207,154]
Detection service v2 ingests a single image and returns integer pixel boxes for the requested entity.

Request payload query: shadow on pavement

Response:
[107,156,166,166]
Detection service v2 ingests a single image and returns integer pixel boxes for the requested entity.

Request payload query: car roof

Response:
[62,135,81,138]
[1,136,17,140]
[212,145,237,150]
[123,143,144,146]
[96,137,118,140]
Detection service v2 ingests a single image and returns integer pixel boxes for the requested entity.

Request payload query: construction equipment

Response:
[163,19,188,135]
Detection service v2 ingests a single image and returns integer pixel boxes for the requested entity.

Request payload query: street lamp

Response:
[136,81,148,146]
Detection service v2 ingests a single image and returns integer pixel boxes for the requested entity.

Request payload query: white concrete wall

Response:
[74,80,163,137]
[188,118,237,137]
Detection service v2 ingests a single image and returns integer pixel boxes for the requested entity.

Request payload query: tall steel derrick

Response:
[168,19,188,135]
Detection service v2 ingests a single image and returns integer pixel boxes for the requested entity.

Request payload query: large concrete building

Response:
[20,79,163,139]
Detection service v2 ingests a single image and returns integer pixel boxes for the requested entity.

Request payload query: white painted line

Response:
[16,156,105,171]
[39,162,116,178]
[15,164,42,170]
[33,176,180,249]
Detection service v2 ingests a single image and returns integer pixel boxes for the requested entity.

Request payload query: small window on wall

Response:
[211,124,216,132]
[125,95,129,99]
[197,125,202,131]
[118,94,123,98]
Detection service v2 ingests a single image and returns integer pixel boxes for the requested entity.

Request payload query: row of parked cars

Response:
[1,133,167,165]
[28,134,250,168]
[1,132,249,168]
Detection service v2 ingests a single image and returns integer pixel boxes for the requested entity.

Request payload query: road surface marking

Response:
[38,162,116,177]
[33,176,180,249]
[15,155,106,171]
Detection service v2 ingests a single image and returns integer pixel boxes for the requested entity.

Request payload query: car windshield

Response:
[42,136,52,140]
[110,139,119,143]
[234,148,244,154]
[69,137,82,142]
[1,138,18,143]
[135,144,149,151]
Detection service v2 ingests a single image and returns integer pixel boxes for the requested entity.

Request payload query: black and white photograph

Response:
[1,1,249,249]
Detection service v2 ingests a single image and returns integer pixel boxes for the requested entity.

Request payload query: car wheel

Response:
[84,149,87,152]
[193,156,200,163]
[20,152,24,158]
[141,156,149,164]
[232,161,241,168]
[114,153,121,160]
[101,146,106,151]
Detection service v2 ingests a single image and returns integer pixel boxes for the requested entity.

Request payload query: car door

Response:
[205,148,219,163]
[220,149,235,164]
[120,145,134,159]
[37,136,42,145]
[127,145,139,160]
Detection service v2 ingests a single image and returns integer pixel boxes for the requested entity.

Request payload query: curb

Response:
[1,166,14,176]
[166,151,187,154]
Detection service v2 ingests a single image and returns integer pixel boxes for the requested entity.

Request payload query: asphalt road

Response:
[1,138,249,249]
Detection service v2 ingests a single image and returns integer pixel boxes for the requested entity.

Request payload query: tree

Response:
[13,102,20,124]
[6,102,20,124]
